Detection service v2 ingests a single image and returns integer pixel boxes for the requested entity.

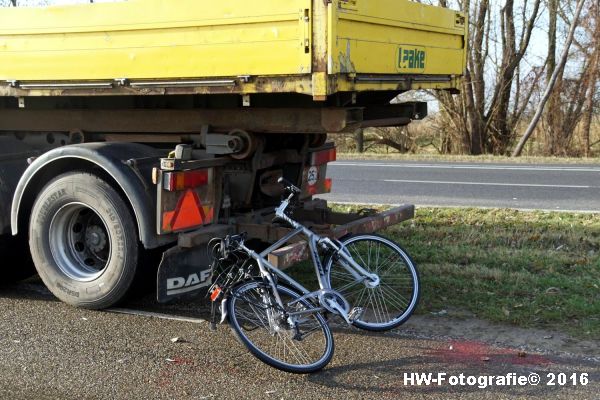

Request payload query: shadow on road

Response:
[307,347,599,398]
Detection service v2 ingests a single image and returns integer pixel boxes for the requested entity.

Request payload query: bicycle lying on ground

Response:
[207,178,420,373]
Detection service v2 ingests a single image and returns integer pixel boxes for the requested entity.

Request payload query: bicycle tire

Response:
[325,234,420,332]
[228,281,334,373]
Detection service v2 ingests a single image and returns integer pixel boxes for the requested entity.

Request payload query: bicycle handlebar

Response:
[277,177,301,195]
[220,177,303,253]
[222,233,247,255]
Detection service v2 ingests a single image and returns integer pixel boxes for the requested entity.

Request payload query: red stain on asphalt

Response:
[430,340,553,366]
[157,358,197,388]
[169,357,195,365]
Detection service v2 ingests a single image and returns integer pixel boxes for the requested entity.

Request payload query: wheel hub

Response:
[85,225,107,253]
[364,274,380,289]
[49,203,112,282]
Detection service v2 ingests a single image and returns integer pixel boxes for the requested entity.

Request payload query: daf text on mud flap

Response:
[166,270,212,296]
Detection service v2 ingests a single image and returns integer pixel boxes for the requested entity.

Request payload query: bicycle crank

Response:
[318,290,352,324]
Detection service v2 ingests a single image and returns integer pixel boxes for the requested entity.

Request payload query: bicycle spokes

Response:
[326,235,420,331]
[228,281,334,373]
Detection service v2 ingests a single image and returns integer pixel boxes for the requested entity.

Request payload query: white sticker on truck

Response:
[307,166,319,186]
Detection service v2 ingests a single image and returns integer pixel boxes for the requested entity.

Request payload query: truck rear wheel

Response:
[29,172,138,309]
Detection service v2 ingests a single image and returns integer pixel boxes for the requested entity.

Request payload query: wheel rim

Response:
[49,202,112,282]
[230,282,332,370]
[327,236,418,328]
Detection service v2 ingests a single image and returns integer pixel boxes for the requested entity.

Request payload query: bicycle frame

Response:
[237,205,379,319]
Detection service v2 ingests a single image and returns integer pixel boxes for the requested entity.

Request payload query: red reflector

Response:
[161,189,215,232]
[210,286,222,302]
[324,178,332,193]
[164,170,209,191]
[184,170,209,188]
[311,148,336,166]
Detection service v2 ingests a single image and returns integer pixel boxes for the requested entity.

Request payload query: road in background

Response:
[321,160,600,212]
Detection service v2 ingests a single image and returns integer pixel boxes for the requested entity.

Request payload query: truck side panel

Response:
[330,0,467,76]
[0,0,311,81]
[0,0,466,97]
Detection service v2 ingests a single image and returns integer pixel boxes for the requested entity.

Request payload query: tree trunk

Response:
[581,95,595,158]
[545,0,560,154]
[581,51,598,157]
[355,129,364,153]
[469,0,488,155]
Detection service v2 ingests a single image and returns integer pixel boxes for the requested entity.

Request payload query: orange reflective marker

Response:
[210,286,222,302]
[171,189,206,231]
[162,189,207,232]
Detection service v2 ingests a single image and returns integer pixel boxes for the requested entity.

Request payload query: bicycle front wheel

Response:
[325,234,420,332]
[228,281,334,373]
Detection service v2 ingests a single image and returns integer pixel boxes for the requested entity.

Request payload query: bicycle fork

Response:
[323,237,381,288]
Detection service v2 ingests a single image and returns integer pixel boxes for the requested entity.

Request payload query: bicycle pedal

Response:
[349,307,364,322]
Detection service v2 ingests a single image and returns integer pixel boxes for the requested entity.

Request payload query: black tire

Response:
[325,234,420,332]
[0,235,36,282]
[228,281,334,373]
[29,171,139,309]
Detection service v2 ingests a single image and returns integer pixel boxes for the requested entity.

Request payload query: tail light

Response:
[324,178,333,193]
[310,148,336,166]
[163,170,209,192]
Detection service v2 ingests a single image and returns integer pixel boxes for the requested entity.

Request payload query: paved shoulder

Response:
[1,282,598,400]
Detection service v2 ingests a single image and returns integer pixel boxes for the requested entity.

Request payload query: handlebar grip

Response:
[225,233,246,250]
[277,177,301,194]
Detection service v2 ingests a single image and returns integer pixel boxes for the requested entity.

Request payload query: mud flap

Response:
[157,245,213,303]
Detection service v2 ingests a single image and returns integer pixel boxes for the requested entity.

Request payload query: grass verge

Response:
[288,206,600,339]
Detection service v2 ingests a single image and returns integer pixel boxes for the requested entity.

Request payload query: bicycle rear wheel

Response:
[325,234,420,332]
[228,281,334,373]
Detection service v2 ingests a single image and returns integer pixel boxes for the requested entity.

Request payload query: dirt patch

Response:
[400,310,600,360]
[428,340,554,366]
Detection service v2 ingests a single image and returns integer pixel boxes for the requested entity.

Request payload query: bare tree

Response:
[512,0,587,157]
[430,0,486,154]
[484,0,542,154]
[433,0,543,155]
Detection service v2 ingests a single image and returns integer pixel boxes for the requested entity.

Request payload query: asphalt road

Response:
[1,280,598,400]
[321,160,600,212]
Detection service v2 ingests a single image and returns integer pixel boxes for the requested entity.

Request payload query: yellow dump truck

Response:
[0,0,466,308]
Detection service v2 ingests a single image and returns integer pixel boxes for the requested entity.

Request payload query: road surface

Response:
[0,280,598,400]
[321,160,600,212]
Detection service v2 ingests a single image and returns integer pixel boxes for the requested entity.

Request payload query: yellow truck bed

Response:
[0,0,467,99]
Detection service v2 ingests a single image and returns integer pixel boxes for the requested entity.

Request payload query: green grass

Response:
[287,206,600,339]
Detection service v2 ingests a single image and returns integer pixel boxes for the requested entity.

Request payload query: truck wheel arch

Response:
[11,142,175,250]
